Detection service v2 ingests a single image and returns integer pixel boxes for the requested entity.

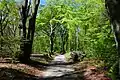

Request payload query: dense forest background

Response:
[0,0,119,79]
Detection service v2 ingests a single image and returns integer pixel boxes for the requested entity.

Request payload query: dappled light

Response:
[0,0,119,80]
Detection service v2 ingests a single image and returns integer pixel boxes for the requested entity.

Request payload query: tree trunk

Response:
[60,26,68,54]
[50,33,54,56]
[19,40,31,62]
[0,25,3,52]
[19,0,40,63]
[111,20,120,77]
[60,34,65,54]
[62,39,65,54]
[105,0,120,78]
[75,28,79,51]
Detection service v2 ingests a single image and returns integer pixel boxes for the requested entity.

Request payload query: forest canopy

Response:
[0,0,119,79]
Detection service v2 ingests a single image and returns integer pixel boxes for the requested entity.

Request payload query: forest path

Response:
[0,56,111,80]
[41,55,83,80]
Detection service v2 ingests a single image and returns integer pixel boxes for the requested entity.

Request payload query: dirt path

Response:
[0,55,111,80]
[42,65,74,77]
[41,54,83,80]
[41,55,111,80]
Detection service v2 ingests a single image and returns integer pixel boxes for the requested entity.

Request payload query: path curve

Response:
[41,55,83,80]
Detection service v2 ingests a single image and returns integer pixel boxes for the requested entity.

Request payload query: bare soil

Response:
[0,57,111,80]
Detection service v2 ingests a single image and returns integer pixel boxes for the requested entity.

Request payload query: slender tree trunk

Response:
[0,17,4,52]
[0,25,3,52]
[75,28,79,51]
[62,37,64,53]
[49,24,56,56]
[62,40,65,54]
[60,27,68,54]
[50,33,54,56]
[61,34,65,54]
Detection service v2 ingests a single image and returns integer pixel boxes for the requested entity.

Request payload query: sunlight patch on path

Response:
[42,55,74,78]
[53,55,66,62]
[42,65,74,77]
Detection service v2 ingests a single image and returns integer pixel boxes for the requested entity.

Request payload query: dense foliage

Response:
[0,0,20,58]
[34,0,117,60]
[33,0,118,79]
[0,0,118,79]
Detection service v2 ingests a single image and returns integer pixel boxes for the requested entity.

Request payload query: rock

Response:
[70,51,85,62]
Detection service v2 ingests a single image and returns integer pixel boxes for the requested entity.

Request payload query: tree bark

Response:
[19,0,40,63]
[0,24,3,52]
[60,32,66,54]
[105,0,120,78]
[50,32,54,56]
[59,25,68,54]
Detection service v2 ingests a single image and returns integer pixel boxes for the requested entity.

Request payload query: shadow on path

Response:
[0,67,84,80]
[0,67,39,80]
[0,54,85,80]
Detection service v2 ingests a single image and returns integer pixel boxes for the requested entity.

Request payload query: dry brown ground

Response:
[0,57,111,80]
[73,59,111,80]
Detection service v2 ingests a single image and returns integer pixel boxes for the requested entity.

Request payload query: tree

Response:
[19,0,40,62]
[0,0,8,52]
[36,0,79,55]
[58,24,68,54]
[105,0,120,79]
[36,5,60,56]
[0,0,19,57]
